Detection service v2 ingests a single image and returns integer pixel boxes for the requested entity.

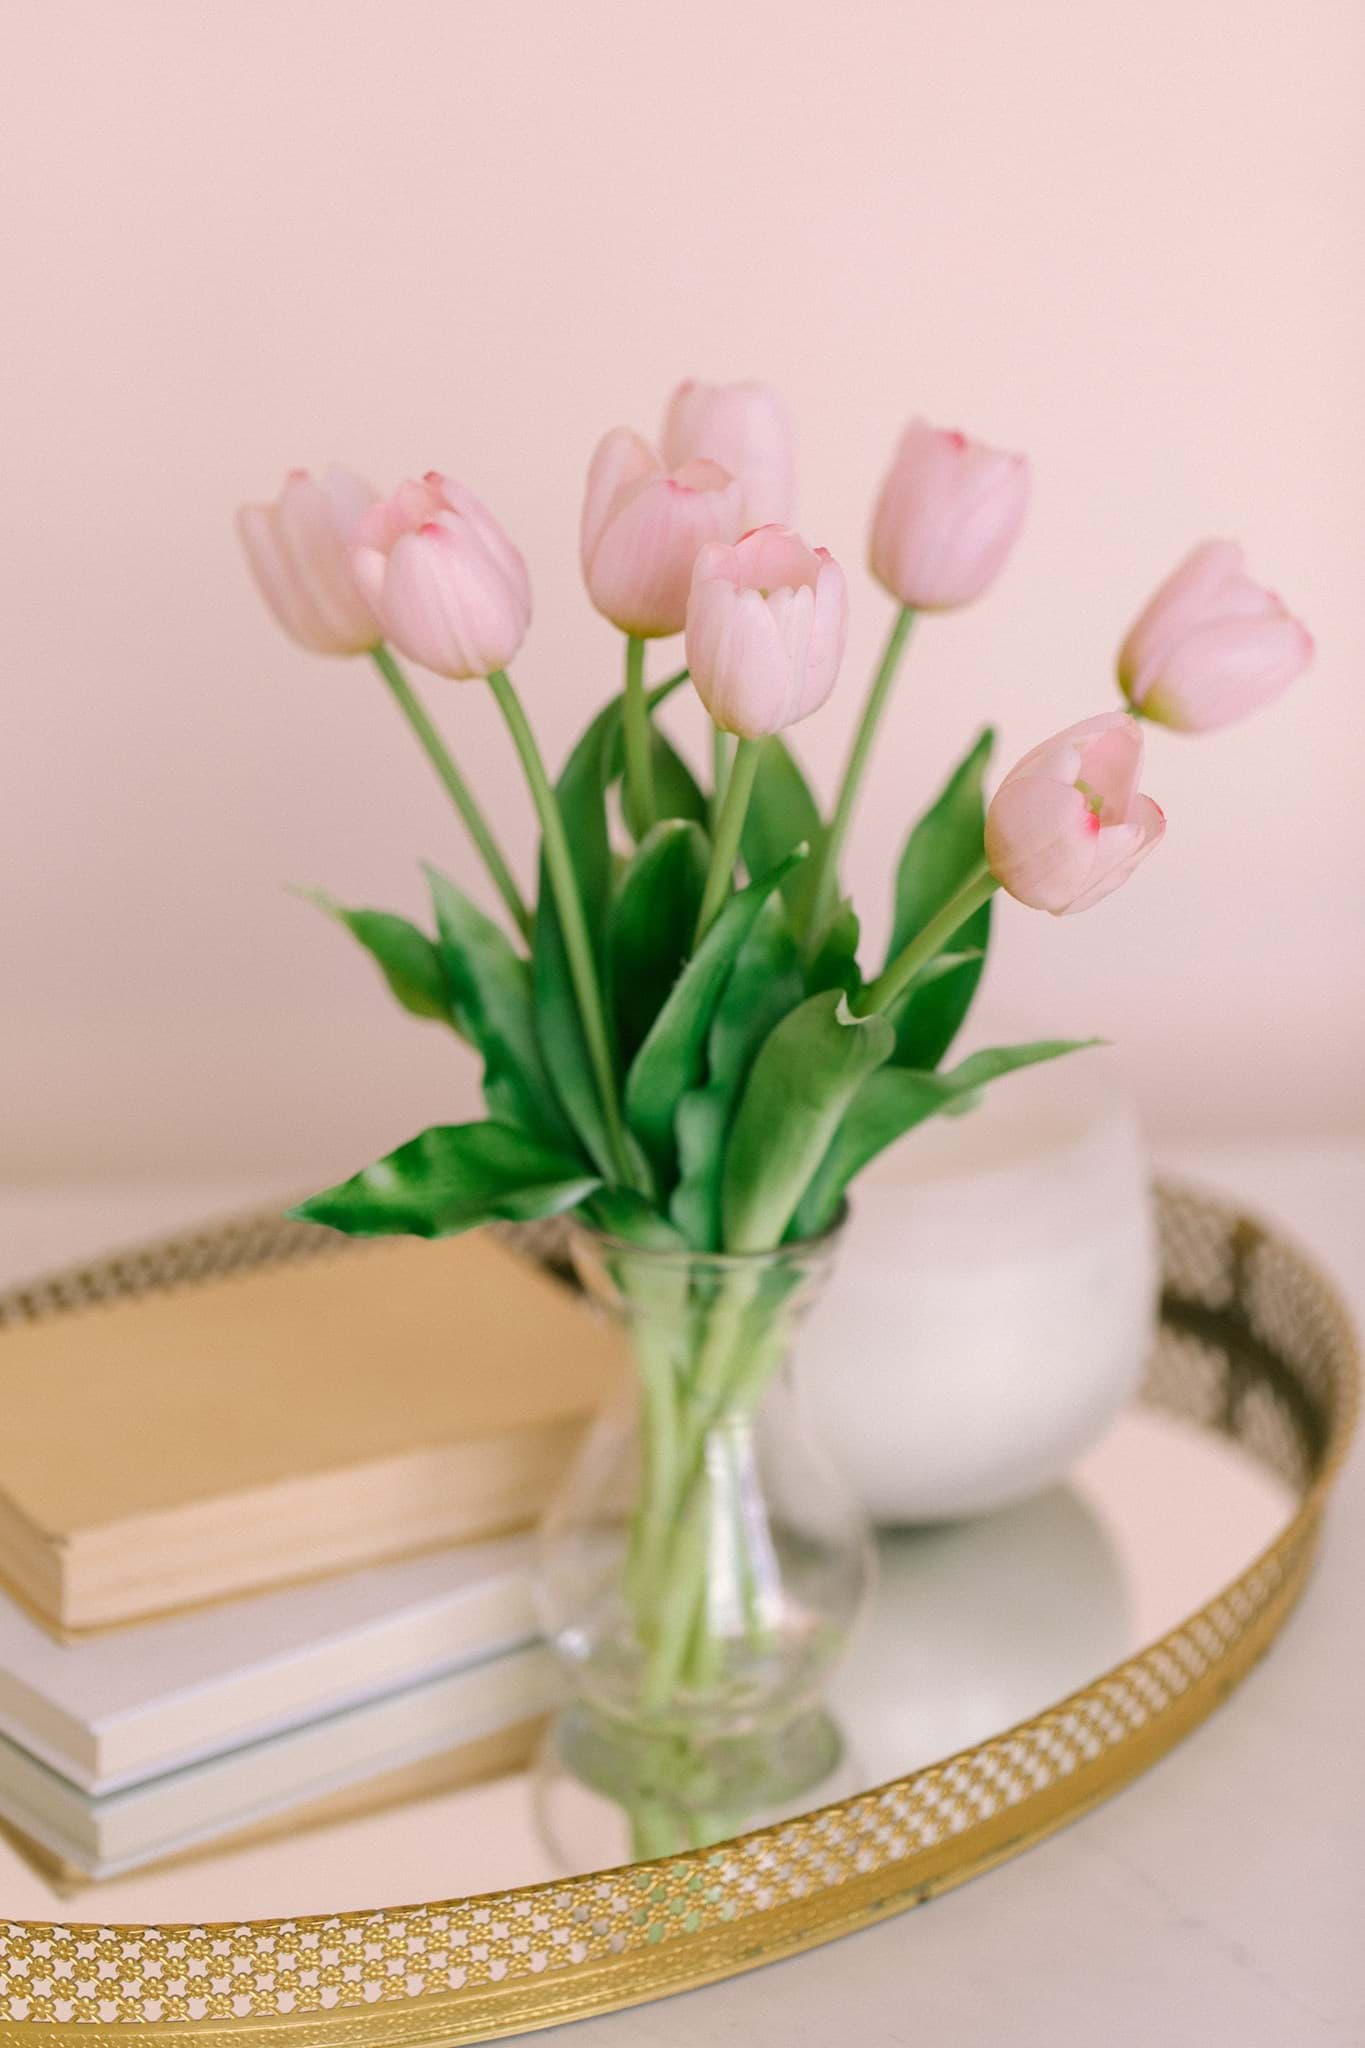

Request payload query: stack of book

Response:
[0,1227,621,1881]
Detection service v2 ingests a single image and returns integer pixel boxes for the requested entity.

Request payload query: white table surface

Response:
[0,1140,1360,2045]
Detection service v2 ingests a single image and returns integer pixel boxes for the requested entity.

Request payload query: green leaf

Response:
[740,737,827,924]
[888,728,995,954]
[884,945,985,1066]
[791,1038,1099,1239]
[584,1187,688,1250]
[805,898,861,998]
[299,891,453,1026]
[669,1083,731,1249]
[529,693,702,1174]
[608,820,710,1065]
[708,900,807,1098]
[425,865,574,1151]
[588,696,707,840]
[527,692,714,1175]
[532,700,624,1175]
[624,848,807,1186]
[669,905,807,1250]
[533,894,617,1178]
[889,949,991,1070]
[553,698,622,939]
[289,1122,602,1240]
[721,991,896,1252]
[647,726,708,828]
[886,728,995,1069]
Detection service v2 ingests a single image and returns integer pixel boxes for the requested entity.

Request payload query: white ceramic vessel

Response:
[797,1047,1158,1523]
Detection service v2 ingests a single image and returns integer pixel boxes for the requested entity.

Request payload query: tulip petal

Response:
[1005,709,1136,790]
[580,427,660,573]
[1075,719,1143,822]
[1064,795,1166,914]
[870,419,1030,611]
[343,475,530,679]
[984,776,1100,913]
[275,475,378,648]
[377,530,468,675]
[1118,538,1311,731]
[661,379,797,527]
[685,526,848,737]
[237,504,333,652]
[236,466,379,656]
[436,478,533,619]
[321,464,382,536]
[1143,615,1313,730]
[586,462,744,637]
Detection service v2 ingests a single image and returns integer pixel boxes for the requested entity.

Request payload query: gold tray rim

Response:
[0,1177,1355,2045]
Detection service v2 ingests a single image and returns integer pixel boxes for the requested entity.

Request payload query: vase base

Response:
[533,1702,850,1871]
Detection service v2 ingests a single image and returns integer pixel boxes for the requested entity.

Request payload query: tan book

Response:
[0,1230,623,1635]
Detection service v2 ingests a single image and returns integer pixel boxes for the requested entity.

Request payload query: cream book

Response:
[0,1230,622,1633]
[0,1641,559,1880]
[0,1535,534,1794]
[20,1719,542,1896]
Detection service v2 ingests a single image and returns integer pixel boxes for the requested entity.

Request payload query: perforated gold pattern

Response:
[0,1184,1354,2046]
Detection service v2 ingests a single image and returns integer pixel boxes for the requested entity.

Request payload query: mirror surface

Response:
[0,1402,1295,1924]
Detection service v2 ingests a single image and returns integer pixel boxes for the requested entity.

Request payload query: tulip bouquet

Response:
[239,383,1311,1742]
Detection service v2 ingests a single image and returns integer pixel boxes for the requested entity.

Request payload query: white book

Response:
[0,1640,559,1879]
[0,1537,535,1795]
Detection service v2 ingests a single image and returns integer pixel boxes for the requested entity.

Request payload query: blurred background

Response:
[3,0,1362,1186]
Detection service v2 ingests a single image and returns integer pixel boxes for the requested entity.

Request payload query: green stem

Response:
[694,736,760,944]
[641,1286,787,1709]
[641,1494,711,1714]
[629,1330,684,1605]
[486,669,634,1184]
[804,604,917,951]
[676,1272,758,1473]
[371,646,531,939]
[710,726,731,833]
[622,635,656,839]
[856,861,998,1015]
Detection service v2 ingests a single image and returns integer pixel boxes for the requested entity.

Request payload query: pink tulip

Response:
[580,427,746,637]
[985,712,1165,916]
[869,420,1030,611]
[685,524,848,738]
[1118,540,1313,732]
[661,378,797,527]
[349,473,531,680]
[236,466,380,655]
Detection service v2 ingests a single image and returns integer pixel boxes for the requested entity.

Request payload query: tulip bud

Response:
[685,525,849,738]
[1118,539,1313,732]
[661,378,797,527]
[985,712,1164,916]
[580,427,746,637]
[349,473,531,680]
[236,466,380,655]
[870,420,1030,612]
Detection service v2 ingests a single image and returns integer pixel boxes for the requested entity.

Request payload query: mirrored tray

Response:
[0,1182,1355,2045]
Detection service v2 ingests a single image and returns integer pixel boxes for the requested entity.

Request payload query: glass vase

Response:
[533,1216,872,1754]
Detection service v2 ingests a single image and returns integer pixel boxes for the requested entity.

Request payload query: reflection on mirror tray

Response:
[0,1402,1295,1922]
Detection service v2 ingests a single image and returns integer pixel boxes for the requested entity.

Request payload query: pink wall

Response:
[3,0,1362,1180]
